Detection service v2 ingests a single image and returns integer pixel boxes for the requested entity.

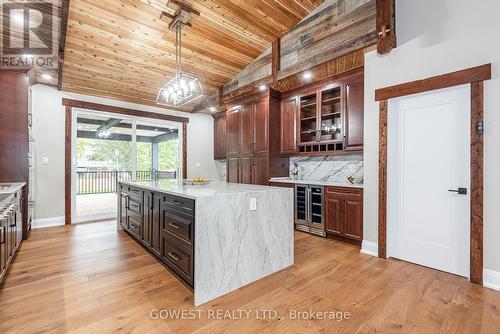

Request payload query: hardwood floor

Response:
[1,221,499,333]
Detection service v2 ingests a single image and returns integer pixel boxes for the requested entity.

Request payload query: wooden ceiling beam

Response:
[58,0,71,90]
[376,0,397,55]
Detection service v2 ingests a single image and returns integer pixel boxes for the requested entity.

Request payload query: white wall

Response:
[364,0,500,271]
[31,84,217,221]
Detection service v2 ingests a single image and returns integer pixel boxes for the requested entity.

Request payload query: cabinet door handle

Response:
[0,225,4,244]
[168,222,181,229]
[168,252,181,261]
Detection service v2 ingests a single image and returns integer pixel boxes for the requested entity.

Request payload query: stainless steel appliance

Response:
[294,184,325,237]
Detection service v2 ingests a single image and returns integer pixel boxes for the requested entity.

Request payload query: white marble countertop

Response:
[120,180,289,199]
[269,177,363,189]
[0,182,26,194]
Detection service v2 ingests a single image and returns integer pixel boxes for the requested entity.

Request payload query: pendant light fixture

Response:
[156,21,203,106]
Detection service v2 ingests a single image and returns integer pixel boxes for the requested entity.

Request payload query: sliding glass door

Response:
[73,110,182,223]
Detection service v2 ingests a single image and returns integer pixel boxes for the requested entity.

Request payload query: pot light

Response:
[258,84,267,92]
[209,106,217,112]
[303,71,313,80]
[41,73,52,80]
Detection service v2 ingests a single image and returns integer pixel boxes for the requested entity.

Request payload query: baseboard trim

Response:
[484,269,500,291]
[360,240,378,257]
[32,216,65,229]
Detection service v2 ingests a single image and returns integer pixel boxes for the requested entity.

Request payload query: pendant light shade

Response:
[157,21,203,106]
[157,73,203,106]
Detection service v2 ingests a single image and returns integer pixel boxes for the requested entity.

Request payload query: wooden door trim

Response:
[377,64,490,285]
[64,103,188,225]
[64,106,72,225]
[375,64,491,101]
[62,98,189,123]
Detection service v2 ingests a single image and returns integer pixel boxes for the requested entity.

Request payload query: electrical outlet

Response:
[249,197,257,211]
[41,157,49,165]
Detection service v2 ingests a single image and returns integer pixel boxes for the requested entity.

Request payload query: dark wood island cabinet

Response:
[119,183,194,286]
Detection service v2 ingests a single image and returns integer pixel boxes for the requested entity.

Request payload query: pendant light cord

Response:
[176,22,182,77]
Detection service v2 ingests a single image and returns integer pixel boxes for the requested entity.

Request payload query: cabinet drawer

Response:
[128,215,142,238]
[128,197,142,215]
[161,232,193,284]
[163,209,193,245]
[163,195,194,216]
[124,186,143,200]
[325,186,362,197]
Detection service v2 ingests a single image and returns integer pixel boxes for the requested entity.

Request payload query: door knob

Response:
[448,188,468,195]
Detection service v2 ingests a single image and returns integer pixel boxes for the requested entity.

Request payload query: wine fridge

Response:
[294,184,325,237]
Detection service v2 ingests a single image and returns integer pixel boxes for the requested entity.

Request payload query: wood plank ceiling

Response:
[61,0,324,112]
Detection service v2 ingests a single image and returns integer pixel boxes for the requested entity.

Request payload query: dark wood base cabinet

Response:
[119,184,194,286]
[0,189,24,283]
[324,186,363,245]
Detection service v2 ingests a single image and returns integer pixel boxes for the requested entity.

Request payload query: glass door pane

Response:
[135,119,180,181]
[299,92,318,144]
[75,111,133,223]
[320,86,342,143]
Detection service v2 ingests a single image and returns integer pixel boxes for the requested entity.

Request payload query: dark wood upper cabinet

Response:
[254,100,268,153]
[239,103,255,155]
[324,187,363,242]
[344,73,364,150]
[280,68,364,155]
[213,113,227,160]
[227,107,241,156]
[280,96,298,154]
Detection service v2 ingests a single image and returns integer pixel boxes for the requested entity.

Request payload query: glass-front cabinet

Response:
[297,84,344,153]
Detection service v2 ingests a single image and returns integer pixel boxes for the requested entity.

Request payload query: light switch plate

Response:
[41,157,49,165]
[249,197,257,211]
[196,162,201,168]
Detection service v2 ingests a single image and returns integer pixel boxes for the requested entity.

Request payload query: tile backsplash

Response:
[289,154,363,184]
[215,154,363,184]
[215,160,227,181]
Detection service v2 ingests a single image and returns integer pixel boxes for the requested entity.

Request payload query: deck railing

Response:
[76,170,176,195]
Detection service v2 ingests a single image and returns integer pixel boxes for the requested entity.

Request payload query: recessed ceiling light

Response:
[209,106,217,112]
[303,71,313,80]
[41,73,52,80]
[258,84,267,92]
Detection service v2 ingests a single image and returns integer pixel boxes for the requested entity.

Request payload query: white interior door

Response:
[387,85,470,277]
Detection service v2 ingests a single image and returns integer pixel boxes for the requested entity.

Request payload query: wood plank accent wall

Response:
[376,64,491,285]
[223,0,377,96]
[223,46,372,104]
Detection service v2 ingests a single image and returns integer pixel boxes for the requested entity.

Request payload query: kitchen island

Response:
[118,180,294,306]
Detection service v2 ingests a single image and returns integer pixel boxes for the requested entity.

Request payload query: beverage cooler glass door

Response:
[295,185,308,225]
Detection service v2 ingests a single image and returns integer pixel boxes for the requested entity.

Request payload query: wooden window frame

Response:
[63,99,189,226]
[375,64,491,285]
